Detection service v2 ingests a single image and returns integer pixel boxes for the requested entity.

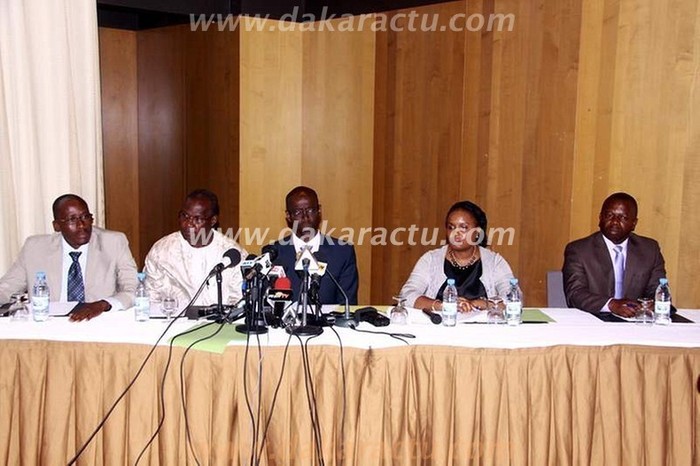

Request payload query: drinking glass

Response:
[390,295,408,325]
[9,293,30,322]
[636,298,654,325]
[162,295,178,322]
[487,296,506,324]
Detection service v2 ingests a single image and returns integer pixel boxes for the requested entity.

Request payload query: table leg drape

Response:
[0,340,698,465]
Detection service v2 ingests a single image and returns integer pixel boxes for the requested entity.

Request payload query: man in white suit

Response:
[0,194,138,321]
[144,189,247,306]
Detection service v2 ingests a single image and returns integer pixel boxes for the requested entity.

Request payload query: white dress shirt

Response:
[292,232,321,255]
[60,238,123,310]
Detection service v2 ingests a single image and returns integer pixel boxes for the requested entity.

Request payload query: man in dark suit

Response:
[272,186,359,305]
[562,192,667,317]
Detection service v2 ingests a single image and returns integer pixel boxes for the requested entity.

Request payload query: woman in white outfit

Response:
[400,201,514,313]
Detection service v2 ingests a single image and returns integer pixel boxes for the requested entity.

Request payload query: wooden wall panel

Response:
[573,0,700,306]
[374,0,700,307]
[100,0,700,306]
[102,24,241,268]
[239,20,304,252]
[371,2,467,304]
[302,21,376,304]
[99,28,140,260]
[477,0,582,306]
[184,28,240,232]
[137,26,186,267]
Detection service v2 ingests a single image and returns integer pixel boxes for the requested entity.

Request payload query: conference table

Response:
[1,307,698,465]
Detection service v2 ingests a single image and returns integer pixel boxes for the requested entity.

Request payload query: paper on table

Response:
[455,308,556,323]
[170,322,248,353]
[522,308,555,322]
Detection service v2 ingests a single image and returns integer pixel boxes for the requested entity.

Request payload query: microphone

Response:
[422,308,443,325]
[241,245,279,281]
[268,265,286,280]
[313,252,353,327]
[209,248,242,275]
[269,276,292,301]
[268,276,293,325]
[294,247,320,273]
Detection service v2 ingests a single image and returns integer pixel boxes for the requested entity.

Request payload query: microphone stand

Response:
[201,264,236,323]
[216,265,224,318]
[287,259,323,336]
[308,275,332,327]
[236,265,269,335]
[325,268,353,328]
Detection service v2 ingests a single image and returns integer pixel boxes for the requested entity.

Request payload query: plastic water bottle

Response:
[505,278,523,326]
[442,279,458,327]
[31,271,50,322]
[134,272,150,322]
[654,278,671,326]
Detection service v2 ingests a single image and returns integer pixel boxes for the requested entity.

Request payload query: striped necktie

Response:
[67,252,85,302]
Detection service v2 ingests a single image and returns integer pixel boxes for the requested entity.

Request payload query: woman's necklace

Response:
[448,247,479,270]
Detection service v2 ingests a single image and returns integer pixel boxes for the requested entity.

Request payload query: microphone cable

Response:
[253,330,266,465]
[243,329,259,465]
[134,321,221,465]
[66,275,214,466]
[296,334,325,466]
[347,323,415,346]
[329,326,347,466]
[255,332,294,464]
[179,321,227,466]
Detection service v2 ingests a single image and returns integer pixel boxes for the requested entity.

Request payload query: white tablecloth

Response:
[1,306,698,349]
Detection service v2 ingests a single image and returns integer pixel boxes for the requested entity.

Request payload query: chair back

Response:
[547,270,567,308]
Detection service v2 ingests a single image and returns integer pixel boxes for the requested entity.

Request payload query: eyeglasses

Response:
[55,213,93,226]
[287,206,320,218]
[178,211,212,226]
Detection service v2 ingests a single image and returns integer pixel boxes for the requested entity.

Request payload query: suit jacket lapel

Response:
[46,234,64,298]
[593,233,615,296]
[623,234,639,296]
[85,229,102,295]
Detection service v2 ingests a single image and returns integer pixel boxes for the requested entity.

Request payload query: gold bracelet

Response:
[431,299,441,312]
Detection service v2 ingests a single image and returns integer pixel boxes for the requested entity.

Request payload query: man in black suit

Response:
[272,186,359,305]
[562,192,668,317]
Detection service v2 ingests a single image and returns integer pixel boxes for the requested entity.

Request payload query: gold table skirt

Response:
[1,340,698,465]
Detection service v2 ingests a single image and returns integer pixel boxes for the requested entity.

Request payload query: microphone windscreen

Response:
[223,248,242,267]
[422,308,443,325]
[262,244,279,261]
[245,254,256,261]
[274,277,292,290]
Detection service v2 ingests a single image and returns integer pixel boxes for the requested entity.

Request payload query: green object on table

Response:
[170,322,248,354]
[522,308,555,323]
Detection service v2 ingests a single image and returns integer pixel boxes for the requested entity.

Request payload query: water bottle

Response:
[442,279,458,327]
[31,271,50,322]
[654,278,671,326]
[505,278,523,326]
[134,272,150,322]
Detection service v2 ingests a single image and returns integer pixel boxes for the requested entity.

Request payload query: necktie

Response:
[613,245,625,299]
[67,252,86,302]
